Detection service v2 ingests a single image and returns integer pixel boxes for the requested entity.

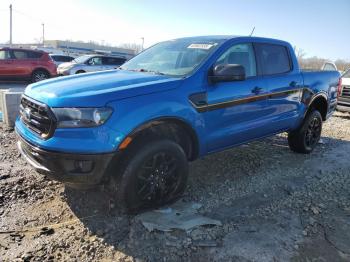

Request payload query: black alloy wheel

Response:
[136,152,181,202]
[288,109,323,154]
[32,70,49,82]
[115,139,189,213]
[304,116,322,148]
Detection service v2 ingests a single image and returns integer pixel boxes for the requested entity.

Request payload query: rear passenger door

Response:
[255,43,303,132]
[10,50,32,77]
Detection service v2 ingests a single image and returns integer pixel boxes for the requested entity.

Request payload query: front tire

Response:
[114,139,189,213]
[288,110,323,154]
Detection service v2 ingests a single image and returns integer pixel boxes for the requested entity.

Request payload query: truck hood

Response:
[24,70,182,107]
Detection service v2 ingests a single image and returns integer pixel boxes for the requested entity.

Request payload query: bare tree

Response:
[119,43,142,54]
[334,59,350,72]
[294,46,306,61]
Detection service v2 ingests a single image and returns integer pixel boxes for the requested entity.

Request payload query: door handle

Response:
[251,86,262,94]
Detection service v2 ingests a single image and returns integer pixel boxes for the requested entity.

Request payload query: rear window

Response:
[62,56,74,62]
[103,57,126,65]
[27,51,43,59]
[51,55,74,62]
[255,43,291,75]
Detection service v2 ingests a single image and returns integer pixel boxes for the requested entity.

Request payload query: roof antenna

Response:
[249,27,255,37]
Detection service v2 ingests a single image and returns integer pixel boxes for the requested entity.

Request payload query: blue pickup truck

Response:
[15,36,341,212]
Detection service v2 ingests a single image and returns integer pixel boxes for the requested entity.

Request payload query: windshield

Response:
[73,55,93,64]
[343,69,350,78]
[120,39,221,76]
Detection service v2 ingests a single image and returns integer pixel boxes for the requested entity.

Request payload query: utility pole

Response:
[141,37,144,52]
[9,4,12,45]
[42,23,45,46]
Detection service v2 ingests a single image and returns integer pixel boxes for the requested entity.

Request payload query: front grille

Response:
[341,85,350,97]
[19,96,56,139]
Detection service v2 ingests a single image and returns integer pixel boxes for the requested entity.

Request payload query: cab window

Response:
[215,43,257,77]
[255,43,291,75]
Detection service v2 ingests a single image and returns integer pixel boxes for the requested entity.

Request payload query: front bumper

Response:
[17,134,116,187]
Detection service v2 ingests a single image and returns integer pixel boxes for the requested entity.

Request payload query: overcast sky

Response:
[0,0,349,61]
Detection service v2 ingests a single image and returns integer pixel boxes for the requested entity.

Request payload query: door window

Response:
[62,56,74,62]
[216,43,257,77]
[12,50,28,59]
[0,50,10,60]
[255,43,291,75]
[88,57,102,65]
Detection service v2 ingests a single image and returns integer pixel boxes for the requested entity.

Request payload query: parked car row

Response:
[0,47,128,83]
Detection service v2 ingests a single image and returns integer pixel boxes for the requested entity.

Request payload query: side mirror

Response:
[210,64,246,83]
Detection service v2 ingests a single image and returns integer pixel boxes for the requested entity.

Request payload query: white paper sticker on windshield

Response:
[188,44,215,50]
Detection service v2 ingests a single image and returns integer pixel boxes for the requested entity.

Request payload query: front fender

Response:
[105,89,207,155]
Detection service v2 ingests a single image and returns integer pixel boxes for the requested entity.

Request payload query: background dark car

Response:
[49,54,75,66]
[0,48,57,83]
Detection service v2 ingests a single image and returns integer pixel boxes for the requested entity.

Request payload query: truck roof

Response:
[172,35,291,46]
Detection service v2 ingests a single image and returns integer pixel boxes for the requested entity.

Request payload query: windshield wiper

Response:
[138,69,165,75]
[121,68,165,75]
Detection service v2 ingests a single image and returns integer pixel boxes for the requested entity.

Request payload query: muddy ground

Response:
[0,112,350,262]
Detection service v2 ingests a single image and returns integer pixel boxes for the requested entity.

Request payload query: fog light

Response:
[73,160,93,173]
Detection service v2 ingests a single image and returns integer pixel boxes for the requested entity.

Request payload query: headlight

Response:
[52,107,113,128]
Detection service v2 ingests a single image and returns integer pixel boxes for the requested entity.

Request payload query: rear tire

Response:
[288,110,322,154]
[31,69,50,83]
[113,139,189,213]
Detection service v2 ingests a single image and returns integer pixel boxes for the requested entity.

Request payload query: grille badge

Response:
[24,108,31,121]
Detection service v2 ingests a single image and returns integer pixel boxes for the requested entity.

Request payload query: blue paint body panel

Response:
[16,36,340,158]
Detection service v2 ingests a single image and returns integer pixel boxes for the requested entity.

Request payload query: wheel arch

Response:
[32,67,51,76]
[308,93,328,121]
[120,117,200,161]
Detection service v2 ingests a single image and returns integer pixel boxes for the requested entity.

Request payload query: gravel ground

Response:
[0,112,350,261]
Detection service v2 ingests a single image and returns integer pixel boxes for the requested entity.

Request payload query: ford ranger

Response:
[15,36,341,212]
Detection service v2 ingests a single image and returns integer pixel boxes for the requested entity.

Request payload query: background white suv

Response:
[57,55,127,75]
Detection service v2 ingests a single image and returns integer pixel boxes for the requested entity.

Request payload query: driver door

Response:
[204,43,272,152]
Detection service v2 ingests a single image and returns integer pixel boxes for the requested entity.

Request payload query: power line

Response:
[12,8,43,23]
